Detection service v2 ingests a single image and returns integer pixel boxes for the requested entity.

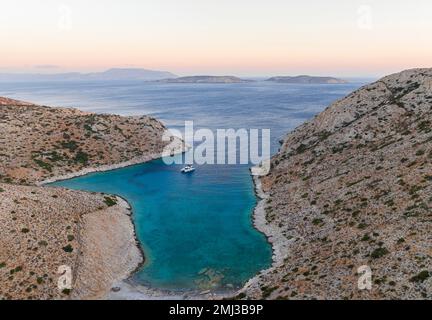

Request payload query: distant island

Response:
[0,70,351,84]
[0,68,177,82]
[267,75,348,84]
[160,76,252,84]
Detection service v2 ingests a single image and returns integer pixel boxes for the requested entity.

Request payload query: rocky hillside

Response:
[0,183,141,300]
[0,97,171,185]
[243,68,432,299]
[0,97,176,299]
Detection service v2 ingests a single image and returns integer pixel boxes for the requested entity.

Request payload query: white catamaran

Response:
[181,165,196,173]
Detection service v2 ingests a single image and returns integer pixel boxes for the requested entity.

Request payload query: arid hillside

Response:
[0,183,142,300]
[0,97,170,185]
[243,68,432,299]
[0,97,175,300]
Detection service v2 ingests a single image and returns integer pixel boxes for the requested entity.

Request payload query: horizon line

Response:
[0,67,384,80]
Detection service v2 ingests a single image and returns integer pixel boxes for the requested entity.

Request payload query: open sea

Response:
[0,79,368,292]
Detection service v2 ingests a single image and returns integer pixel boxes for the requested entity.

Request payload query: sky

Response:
[0,0,431,77]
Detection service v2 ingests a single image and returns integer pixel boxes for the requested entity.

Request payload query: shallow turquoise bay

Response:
[51,158,272,291]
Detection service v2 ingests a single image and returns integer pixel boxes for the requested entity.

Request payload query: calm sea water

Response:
[0,80,367,291]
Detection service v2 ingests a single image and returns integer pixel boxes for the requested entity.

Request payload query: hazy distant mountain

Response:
[160,76,252,83]
[267,75,348,84]
[0,68,177,82]
[84,68,177,81]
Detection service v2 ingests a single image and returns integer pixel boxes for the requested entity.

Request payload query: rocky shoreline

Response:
[234,173,291,298]
[37,137,185,186]
[70,196,144,299]
[37,153,161,186]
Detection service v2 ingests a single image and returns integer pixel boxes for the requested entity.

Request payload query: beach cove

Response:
[50,156,273,295]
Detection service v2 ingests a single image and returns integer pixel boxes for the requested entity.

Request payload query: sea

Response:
[0,79,369,292]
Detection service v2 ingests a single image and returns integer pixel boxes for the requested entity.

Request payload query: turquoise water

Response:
[51,158,269,291]
[0,80,368,291]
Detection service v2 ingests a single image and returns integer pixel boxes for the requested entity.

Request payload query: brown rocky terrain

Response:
[0,183,141,300]
[0,97,171,185]
[242,68,432,299]
[0,97,175,299]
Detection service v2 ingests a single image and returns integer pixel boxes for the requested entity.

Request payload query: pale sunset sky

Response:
[0,0,431,77]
